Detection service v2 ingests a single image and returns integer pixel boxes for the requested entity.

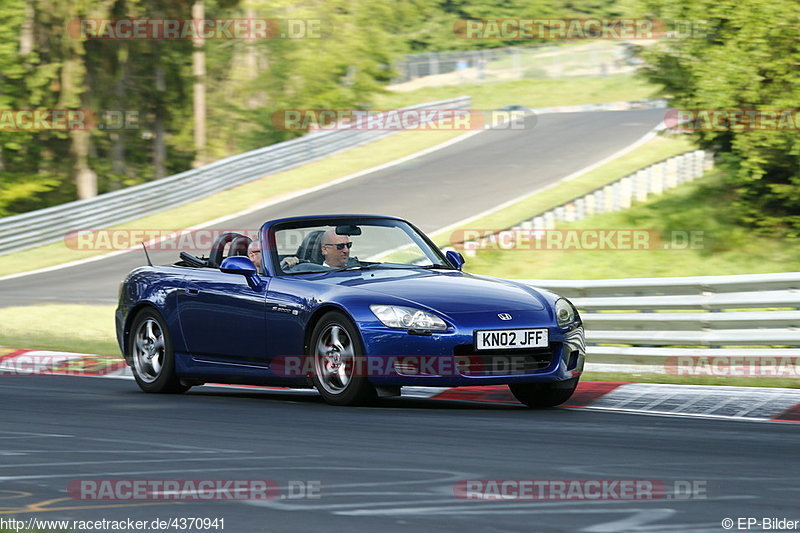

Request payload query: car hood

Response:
[316,269,548,314]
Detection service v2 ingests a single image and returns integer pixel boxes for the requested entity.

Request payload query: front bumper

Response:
[359,323,585,387]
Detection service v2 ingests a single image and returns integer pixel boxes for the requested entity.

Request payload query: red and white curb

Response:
[2,348,799,423]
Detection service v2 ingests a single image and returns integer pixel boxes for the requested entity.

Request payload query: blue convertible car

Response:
[115,215,585,406]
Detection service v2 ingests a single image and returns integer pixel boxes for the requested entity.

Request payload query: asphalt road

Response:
[1,376,798,533]
[0,109,664,306]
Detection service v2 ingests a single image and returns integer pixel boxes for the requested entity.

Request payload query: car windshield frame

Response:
[266,216,452,276]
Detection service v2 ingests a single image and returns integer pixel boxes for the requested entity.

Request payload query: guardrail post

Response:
[564,203,576,222]
[594,189,605,214]
[665,157,678,189]
[636,168,649,202]
[620,176,633,208]
[584,193,595,216]
[605,185,615,212]
[695,150,703,180]
[651,161,665,195]
[676,154,687,185]
[703,150,714,171]
[575,198,585,219]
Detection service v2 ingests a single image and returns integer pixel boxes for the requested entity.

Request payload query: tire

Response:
[309,311,377,406]
[508,377,579,408]
[128,309,190,394]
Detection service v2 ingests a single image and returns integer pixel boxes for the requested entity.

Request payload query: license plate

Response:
[474,328,549,350]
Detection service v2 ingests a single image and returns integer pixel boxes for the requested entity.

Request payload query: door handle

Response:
[181,288,200,296]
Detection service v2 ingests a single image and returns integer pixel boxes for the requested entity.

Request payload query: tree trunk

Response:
[61,54,97,200]
[153,65,166,179]
[20,0,34,55]
[72,129,97,199]
[109,44,129,189]
[191,0,206,168]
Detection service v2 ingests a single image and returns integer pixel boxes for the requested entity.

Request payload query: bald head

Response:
[320,229,351,268]
[247,240,261,269]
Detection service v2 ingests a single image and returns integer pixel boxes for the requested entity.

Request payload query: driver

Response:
[320,229,353,268]
[280,229,355,270]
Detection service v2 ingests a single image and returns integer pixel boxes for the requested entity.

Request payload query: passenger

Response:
[247,240,261,270]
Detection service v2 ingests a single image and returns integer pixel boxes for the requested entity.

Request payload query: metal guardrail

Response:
[391,43,635,85]
[0,96,472,256]
[461,148,712,256]
[519,272,800,361]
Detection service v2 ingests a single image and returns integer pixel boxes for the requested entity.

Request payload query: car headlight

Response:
[555,298,576,326]
[370,305,447,331]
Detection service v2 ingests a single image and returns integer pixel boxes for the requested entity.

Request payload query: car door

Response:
[177,269,269,366]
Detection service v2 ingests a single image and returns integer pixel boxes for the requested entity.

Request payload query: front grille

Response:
[453,344,556,376]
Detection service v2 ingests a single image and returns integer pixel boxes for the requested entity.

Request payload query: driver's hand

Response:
[280,256,300,269]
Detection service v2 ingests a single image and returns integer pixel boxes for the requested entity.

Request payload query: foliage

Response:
[639,0,800,236]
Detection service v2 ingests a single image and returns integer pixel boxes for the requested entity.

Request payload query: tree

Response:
[640,0,800,235]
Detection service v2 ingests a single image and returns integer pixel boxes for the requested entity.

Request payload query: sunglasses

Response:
[322,242,353,250]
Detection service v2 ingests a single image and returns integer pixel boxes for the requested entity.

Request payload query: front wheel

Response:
[509,377,579,408]
[309,311,376,406]
[129,309,189,394]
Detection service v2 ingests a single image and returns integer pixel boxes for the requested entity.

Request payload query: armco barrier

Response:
[0,97,471,256]
[518,272,800,362]
[461,147,712,256]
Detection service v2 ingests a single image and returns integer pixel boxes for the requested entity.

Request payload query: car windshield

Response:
[270,218,451,275]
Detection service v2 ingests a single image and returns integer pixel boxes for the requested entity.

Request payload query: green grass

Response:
[376,73,661,110]
[432,134,696,245]
[461,168,800,279]
[0,304,119,356]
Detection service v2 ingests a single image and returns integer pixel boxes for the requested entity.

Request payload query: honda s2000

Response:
[115,215,585,406]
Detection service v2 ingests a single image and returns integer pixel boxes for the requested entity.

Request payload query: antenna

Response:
[142,242,153,266]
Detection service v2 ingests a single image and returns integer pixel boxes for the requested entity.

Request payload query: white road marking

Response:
[583,509,675,532]
[0,454,318,470]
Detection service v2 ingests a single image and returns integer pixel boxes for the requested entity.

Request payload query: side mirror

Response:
[445,250,465,271]
[220,256,263,289]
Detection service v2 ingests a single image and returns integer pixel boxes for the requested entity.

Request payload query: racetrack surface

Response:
[1,375,798,533]
[0,109,664,306]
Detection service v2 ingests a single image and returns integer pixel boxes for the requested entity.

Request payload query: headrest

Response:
[296,230,325,264]
[228,236,252,257]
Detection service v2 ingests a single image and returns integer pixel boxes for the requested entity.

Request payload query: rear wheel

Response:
[509,377,578,408]
[309,311,376,406]
[129,309,189,394]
